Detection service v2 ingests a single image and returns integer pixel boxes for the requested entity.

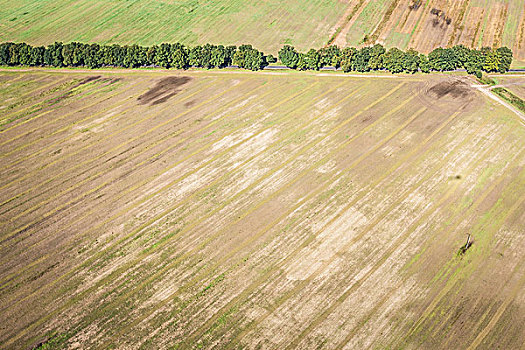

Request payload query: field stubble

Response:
[0,69,524,349]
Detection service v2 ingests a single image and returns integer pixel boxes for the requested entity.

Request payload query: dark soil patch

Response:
[79,76,101,85]
[138,77,192,105]
[415,78,480,114]
[184,100,196,108]
[428,81,472,99]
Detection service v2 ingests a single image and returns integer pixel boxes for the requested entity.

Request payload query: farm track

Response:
[0,71,524,349]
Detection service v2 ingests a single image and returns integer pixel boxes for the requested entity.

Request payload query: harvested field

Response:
[0,70,524,349]
[330,0,525,60]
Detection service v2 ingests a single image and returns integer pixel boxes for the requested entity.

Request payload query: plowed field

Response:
[0,70,524,349]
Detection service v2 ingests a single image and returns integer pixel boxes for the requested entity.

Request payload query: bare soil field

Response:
[0,69,524,349]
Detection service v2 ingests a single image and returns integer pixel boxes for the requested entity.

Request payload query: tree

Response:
[170,43,188,69]
[278,45,299,68]
[266,54,277,63]
[233,45,265,71]
[496,46,512,73]
[340,47,357,72]
[368,44,386,70]
[428,47,458,71]
[353,47,371,72]
[483,48,500,72]
[403,48,420,73]
[318,45,341,68]
[419,54,430,73]
[43,42,64,67]
[383,47,405,73]
[464,49,483,76]
[305,48,320,70]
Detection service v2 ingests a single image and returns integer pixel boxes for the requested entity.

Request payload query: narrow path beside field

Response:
[471,83,525,125]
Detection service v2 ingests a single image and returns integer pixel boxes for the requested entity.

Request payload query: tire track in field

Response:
[467,259,525,349]
[0,78,314,291]
[410,185,525,349]
[0,78,333,316]
[332,122,515,349]
[0,78,335,293]
[0,78,243,242]
[0,83,148,209]
[3,81,399,348]
[331,0,370,47]
[0,77,215,176]
[0,76,100,129]
[284,143,525,350]
[0,78,261,227]
[188,106,464,348]
[0,78,278,272]
[84,80,372,345]
[400,155,525,345]
[227,112,496,348]
[98,90,420,349]
[0,79,144,158]
[0,74,49,106]
[0,76,70,116]
[342,148,525,348]
[0,77,218,197]
[0,77,135,149]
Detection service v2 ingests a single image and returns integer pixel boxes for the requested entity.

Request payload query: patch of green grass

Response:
[492,87,525,113]
[0,0,347,53]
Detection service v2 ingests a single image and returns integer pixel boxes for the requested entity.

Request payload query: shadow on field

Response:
[138,76,192,105]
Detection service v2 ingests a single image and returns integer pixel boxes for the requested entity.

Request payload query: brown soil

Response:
[137,76,192,105]
[0,71,523,350]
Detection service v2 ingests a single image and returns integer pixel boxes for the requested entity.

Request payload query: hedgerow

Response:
[0,42,513,76]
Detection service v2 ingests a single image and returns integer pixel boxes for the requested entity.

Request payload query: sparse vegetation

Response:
[1,71,523,349]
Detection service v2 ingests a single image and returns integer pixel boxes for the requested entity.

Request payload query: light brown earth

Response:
[0,69,524,349]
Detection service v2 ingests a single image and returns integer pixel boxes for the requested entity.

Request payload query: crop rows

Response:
[0,70,524,349]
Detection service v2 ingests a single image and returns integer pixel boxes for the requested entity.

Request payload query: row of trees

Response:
[278,44,513,77]
[0,42,267,70]
[0,41,513,76]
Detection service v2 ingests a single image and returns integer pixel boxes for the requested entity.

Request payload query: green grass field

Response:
[0,0,346,54]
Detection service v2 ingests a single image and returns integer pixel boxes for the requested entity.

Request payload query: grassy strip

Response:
[492,87,525,113]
